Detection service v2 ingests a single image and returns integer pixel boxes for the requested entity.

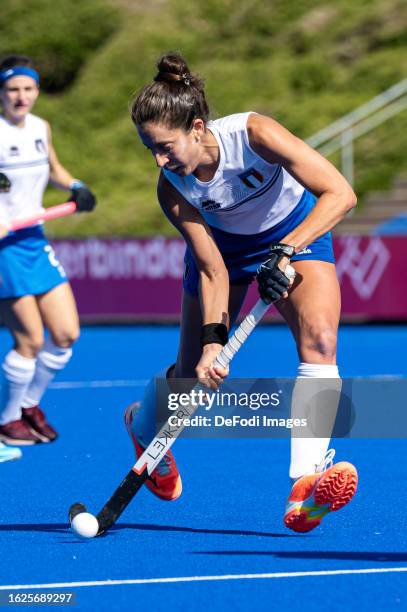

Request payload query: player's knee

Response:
[51,327,80,348]
[302,323,337,361]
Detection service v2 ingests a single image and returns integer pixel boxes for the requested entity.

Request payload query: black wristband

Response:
[200,323,229,347]
[268,243,295,258]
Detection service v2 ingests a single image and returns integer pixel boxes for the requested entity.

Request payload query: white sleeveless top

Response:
[163,112,305,235]
[0,113,49,226]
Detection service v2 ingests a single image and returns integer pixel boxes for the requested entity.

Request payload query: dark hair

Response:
[130,53,209,131]
[0,55,36,72]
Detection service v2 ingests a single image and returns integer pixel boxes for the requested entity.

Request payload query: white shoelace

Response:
[316,448,336,474]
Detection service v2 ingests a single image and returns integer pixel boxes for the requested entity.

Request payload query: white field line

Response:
[47,373,405,390]
[0,567,406,590]
[48,380,148,389]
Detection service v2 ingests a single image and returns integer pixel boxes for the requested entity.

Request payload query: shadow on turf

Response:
[192,551,407,562]
[0,524,72,534]
[101,522,301,538]
[0,523,298,538]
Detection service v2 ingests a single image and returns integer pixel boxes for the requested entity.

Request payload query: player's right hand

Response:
[196,344,229,391]
[71,185,97,213]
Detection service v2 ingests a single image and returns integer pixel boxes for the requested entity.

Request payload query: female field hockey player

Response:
[0,55,96,454]
[125,52,358,532]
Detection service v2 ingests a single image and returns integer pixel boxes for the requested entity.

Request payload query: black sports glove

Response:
[70,181,97,213]
[256,243,295,304]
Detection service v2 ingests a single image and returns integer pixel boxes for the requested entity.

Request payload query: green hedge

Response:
[1,0,406,236]
[0,0,119,91]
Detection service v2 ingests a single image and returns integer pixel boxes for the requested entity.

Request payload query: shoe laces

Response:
[316,448,336,474]
[156,453,172,477]
[137,434,172,477]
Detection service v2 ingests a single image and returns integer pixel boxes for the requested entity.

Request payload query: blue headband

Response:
[0,67,40,87]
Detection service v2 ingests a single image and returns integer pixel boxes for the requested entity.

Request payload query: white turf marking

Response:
[0,567,406,590]
[49,380,148,389]
[47,374,405,390]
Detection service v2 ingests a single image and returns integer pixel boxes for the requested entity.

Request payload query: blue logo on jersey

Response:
[201,199,221,211]
[238,167,264,188]
[35,139,46,153]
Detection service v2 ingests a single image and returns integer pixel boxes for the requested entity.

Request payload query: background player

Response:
[0,55,96,452]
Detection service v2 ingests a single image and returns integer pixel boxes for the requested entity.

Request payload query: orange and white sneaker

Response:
[124,402,182,501]
[284,450,358,533]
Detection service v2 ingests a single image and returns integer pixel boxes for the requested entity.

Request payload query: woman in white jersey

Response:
[0,55,96,455]
[125,53,358,533]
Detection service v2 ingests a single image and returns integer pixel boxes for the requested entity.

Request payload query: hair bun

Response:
[131,51,209,130]
[155,52,192,85]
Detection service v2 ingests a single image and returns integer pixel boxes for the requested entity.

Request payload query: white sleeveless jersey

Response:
[163,112,305,235]
[0,113,49,225]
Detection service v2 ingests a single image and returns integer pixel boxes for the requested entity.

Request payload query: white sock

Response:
[0,350,36,424]
[21,338,72,409]
[289,362,341,480]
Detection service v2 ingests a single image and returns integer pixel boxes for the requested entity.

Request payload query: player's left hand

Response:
[256,243,296,304]
[196,344,229,390]
[70,183,97,213]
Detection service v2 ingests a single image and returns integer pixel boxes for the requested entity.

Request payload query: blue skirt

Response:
[183,190,335,295]
[0,226,67,299]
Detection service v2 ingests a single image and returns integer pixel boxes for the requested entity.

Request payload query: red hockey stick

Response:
[10,201,77,232]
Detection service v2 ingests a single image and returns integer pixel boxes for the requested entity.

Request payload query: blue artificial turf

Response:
[0,324,406,611]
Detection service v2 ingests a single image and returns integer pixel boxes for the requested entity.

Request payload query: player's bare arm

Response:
[158,173,230,387]
[46,122,75,189]
[46,122,96,212]
[247,113,357,252]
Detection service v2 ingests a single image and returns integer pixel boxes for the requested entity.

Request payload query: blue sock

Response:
[132,366,172,446]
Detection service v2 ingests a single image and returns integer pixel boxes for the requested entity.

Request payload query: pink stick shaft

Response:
[10,201,77,231]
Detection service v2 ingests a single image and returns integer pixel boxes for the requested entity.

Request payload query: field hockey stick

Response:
[69,265,296,537]
[9,201,77,232]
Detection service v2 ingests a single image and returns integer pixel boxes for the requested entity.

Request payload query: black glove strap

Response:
[256,242,295,305]
[201,323,228,348]
[268,243,295,258]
